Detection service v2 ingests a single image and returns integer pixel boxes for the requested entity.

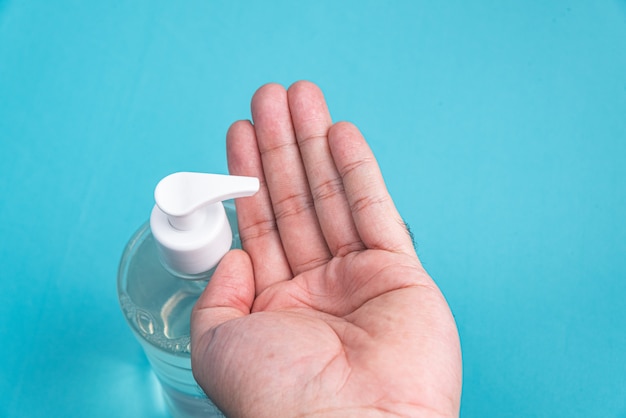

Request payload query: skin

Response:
[190,81,462,417]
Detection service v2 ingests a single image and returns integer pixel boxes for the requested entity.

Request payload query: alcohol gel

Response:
[118,172,259,417]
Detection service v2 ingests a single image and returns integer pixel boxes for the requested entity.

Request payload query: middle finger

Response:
[251,83,332,275]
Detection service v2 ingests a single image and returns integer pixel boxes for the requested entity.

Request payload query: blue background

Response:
[1,1,625,417]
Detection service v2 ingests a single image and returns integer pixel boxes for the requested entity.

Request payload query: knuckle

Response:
[311,177,345,203]
[272,191,314,221]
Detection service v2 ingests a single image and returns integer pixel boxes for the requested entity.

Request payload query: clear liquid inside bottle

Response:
[118,201,239,417]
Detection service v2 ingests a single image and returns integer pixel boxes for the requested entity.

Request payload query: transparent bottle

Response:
[117,173,259,418]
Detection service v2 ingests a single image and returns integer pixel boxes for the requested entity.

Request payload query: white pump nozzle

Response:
[150,172,259,277]
[155,172,259,231]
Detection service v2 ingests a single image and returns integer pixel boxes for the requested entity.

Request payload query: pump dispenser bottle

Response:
[118,172,259,418]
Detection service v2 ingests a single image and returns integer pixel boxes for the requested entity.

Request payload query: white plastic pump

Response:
[150,172,259,277]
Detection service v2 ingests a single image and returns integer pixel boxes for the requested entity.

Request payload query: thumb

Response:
[191,249,255,340]
[190,249,255,407]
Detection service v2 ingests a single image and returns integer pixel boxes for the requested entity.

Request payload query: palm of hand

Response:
[191,82,462,417]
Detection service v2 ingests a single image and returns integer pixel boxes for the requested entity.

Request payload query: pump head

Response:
[150,172,259,277]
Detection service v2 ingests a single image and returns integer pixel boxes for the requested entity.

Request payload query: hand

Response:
[191,81,462,417]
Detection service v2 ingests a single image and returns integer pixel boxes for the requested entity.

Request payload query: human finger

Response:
[191,250,254,344]
[227,120,292,295]
[190,249,255,413]
[287,81,364,257]
[328,122,415,255]
[251,83,332,275]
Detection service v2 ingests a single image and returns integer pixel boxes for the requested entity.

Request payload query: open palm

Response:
[191,81,462,417]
